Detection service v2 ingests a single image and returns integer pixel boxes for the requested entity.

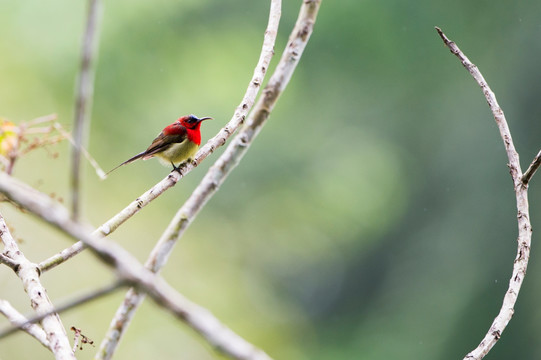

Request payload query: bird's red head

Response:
[177,114,213,130]
[167,114,212,146]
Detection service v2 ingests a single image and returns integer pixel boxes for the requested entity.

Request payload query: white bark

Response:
[0,213,75,359]
[436,26,535,360]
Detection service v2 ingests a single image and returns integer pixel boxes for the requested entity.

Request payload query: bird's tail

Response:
[105,151,147,176]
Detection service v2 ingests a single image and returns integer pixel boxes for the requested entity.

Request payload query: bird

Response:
[107,114,212,175]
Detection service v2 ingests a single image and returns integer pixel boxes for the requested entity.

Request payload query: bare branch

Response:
[0,299,50,349]
[0,211,75,359]
[435,27,521,178]
[54,123,107,179]
[0,281,122,341]
[0,173,271,360]
[0,253,18,271]
[39,0,283,273]
[71,0,103,220]
[521,149,541,185]
[96,0,322,357]
[436,26,533,360]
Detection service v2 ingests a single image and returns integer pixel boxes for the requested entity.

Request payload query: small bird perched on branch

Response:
[107,114,212,175]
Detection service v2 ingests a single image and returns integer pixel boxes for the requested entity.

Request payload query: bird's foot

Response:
[170,162,182,174]
[171,162,191,175]
[171,158,195,174]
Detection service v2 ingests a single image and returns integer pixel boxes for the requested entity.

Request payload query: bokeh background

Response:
[2,0,541,359]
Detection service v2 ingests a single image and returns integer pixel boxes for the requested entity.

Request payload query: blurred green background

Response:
[2,0,541,359]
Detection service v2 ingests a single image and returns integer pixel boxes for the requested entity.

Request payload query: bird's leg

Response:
[171,158,195,174]
[170,162,181,173]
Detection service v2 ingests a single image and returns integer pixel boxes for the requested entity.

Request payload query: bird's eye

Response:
[187,115,198,123]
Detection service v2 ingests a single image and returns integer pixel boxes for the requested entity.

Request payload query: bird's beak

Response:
[198,116,213,122]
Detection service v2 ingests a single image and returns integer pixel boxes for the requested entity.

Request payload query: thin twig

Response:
[71,326,95,352]
[0,280,123,341]
[96,0,322,357]
[0,173,272,360]
[0,211,75,359]
[39,0,282,273]
[71,0,103,220]
[26,113,58,126]
[55,123,106,179]
[0,299,50,349]
[436,26,534,360]
[71,327,81,353]
[522,149,541,185]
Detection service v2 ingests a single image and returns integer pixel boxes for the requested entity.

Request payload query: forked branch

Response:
[0,212,75,359]
[436,26,535,360]
[0,172,271,360]
[0,300,50,349]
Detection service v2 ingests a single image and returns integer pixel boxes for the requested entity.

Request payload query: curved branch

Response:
[436,26,534,360]
[96,0,320,358]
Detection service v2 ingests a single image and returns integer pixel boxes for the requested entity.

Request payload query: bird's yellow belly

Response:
[155,139,199,166]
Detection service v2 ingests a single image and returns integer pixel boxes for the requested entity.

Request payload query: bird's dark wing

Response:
[106,123,187,176]
[143,130,187,157]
